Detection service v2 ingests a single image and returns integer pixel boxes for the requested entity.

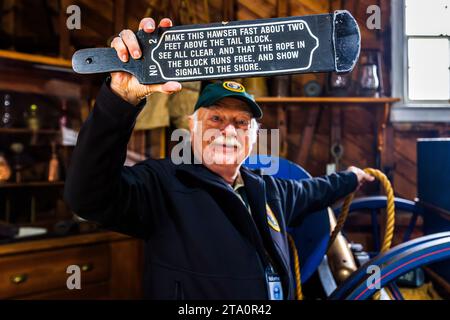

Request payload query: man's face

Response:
[190,98,255,166]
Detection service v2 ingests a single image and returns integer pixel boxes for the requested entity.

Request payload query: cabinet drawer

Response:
[0,244,110,299]
[23,282,110,300]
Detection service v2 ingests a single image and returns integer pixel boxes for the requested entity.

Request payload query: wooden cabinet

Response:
[0,231,143,299]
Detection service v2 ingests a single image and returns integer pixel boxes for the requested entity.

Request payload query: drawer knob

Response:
[81,263,93,272]
[11,274,28,284]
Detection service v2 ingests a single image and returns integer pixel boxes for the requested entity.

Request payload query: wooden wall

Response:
[2,0,449,201]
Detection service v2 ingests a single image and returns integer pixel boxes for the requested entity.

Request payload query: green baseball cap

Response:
[194,81,263,119]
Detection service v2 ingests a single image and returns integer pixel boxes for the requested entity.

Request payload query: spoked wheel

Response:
[330,232,450,300]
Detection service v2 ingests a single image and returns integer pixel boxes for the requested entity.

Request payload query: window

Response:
[391,0,450,122]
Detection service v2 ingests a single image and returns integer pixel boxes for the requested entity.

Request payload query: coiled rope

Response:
[288,168,396,300]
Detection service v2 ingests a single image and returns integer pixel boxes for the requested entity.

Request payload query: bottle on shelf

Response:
[1,93,15,128]
[10,142,24,183]
[0,152,12,183]
[48,141,60,182]
[59,99,68,129]
[24,104,41,131]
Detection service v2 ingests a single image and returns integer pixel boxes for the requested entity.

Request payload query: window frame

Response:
[390,0,450,122]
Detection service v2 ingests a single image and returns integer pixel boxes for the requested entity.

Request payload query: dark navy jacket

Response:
[64,83,358,300]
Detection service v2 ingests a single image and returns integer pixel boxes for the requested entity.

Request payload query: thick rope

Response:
[328,168,395,254]
[328,193,355,251]
[288,168,396,300]
[287,234,303,300]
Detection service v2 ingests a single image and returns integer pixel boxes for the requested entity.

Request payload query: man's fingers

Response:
[111,37,129,62]
[159,18,173,28]
[161,81,182,93]
[361,172,375,182]
[139,17,156,32]
[115,17,172,63]
[119,29,141,59]
[147,81,182,95]
[359,173,375,186]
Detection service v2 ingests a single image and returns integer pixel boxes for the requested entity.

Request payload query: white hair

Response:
[190,109,260,145]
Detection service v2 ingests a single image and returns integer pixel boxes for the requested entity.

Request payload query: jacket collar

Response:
[175,161,233,192]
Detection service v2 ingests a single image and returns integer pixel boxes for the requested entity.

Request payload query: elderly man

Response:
[64,17,374,300]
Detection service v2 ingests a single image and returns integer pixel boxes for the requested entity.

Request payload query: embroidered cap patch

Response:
[223,81,245,93]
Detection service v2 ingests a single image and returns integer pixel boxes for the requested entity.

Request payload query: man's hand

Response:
[110,18,182,105]
[346,166,375,191]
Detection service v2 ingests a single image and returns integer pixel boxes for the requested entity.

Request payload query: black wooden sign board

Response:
[72,10,360,84]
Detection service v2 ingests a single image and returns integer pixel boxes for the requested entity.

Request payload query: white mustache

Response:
[210,135,242,148]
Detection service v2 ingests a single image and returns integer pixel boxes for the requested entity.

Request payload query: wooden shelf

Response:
[0,128,60,134]
[255,97,401,104]
[0,231,129,256]
[0,181,64,189]
[0,50,72,69]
